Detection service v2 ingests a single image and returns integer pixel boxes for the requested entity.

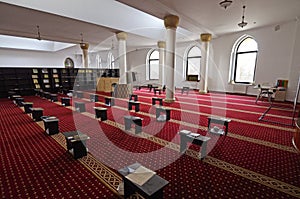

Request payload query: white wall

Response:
[209,20,300,102]
[0,45,82,68]
[0,19,299,102]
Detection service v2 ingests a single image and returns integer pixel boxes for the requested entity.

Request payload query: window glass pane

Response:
[187,57,200,75]
[235,52,257,82]
[150,60,159,79]
[111,55,115,69]
[188,46,201,57]
[150,50,159,59]
[238,38,257,52]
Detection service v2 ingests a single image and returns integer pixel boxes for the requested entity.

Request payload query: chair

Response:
[255,84,276,103]
[153,85,166,95]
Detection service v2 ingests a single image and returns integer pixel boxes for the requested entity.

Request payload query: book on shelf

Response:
[42,69,48,73]
[32,69,38,73]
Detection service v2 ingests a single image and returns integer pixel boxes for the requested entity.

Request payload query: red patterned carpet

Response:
[0,99,117,198]
[1,89,300,198]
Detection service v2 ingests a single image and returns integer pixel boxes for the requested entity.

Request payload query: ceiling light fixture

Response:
[36,25,41,40]
[79,33,89,49]
[238,5,248,28]
[219,0,233,9]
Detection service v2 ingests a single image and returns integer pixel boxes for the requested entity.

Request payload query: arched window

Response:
[107,52,115,69]
[186,46,201,81]
[148,49,159,80]
[96,54,102,68]
[231,36,258,84]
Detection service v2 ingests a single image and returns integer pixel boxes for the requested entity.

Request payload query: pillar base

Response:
[164,98,175,103]
[199,90,208,94]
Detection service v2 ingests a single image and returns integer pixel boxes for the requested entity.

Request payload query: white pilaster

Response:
[158,41,166,86]
[116,32,127,84]
[164,15,179,103]
[80,43,89,68]
[199,33,212,94]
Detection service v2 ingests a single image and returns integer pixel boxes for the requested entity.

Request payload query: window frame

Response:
[186,45,201,81]
[148,49,159,80]
[231,36,258,84]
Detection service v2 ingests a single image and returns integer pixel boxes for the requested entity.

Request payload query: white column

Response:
[158,41,166,86]
[199,33,212,94]
[164,15,179,103]
[80,43,89,68]
[116,32,127,84]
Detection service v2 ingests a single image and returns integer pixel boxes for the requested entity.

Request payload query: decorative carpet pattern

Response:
[64,92,299,197]
[0,100,118,198]
[2,90,300,198]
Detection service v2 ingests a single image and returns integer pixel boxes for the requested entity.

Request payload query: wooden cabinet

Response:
[0,68,34,97]
[32,69,40,89]
[61,68,78,93]
[76,69,100,90]
[96,77,119,92]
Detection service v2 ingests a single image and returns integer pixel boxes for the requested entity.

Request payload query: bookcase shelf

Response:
[0,67,120,98]
[0,68,34,97]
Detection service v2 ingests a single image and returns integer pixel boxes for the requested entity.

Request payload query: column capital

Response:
[157,41,166,48]
[200,33,212,42]
[116,32,127,40]
[80,43,89,50]
[164,15,179,29]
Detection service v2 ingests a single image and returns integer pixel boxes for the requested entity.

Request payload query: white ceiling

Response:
[0,0,300,51]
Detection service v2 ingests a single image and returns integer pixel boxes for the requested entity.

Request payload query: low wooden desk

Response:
[61,97,71,106]
[8,91,16,99]
[152,97,163,106]
[50,94,58,102]
[155,106,171,122]
[11,95,21,104]
[22,102,33,113]
[41,116,59,135]
[90,94,99,102]
[43,92,51,100]
[129,94,138,101]
[179,130,211,160]
[62,131,90,159]
[118,163,169,199]
[105,97,115,106]
[94,107,107,121]
[149,85,158,92]
[207,116,231,136]
[124,116,143,134]
[181,87,189,94]
[128,100,140,112]
[15,98,24,107]
[75,102,86,112]
[30,108,44,121]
